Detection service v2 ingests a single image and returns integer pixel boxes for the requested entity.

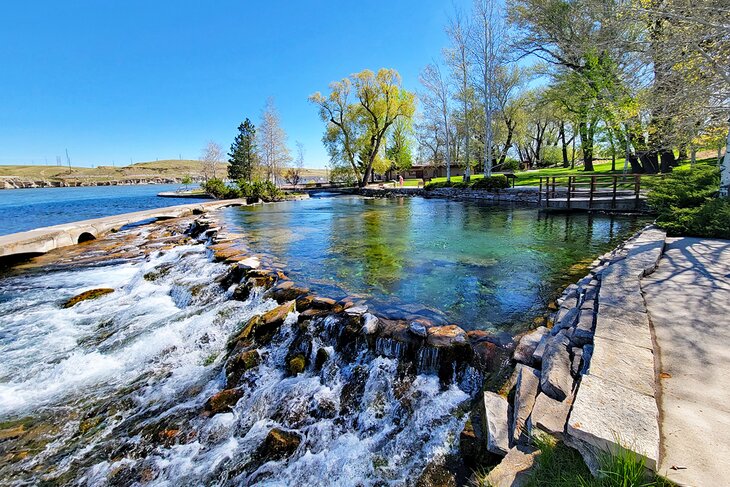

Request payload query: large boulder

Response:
[225,349,260,386]
[511,365,541,445]
[264,281,309,303]
[540,333,574,401]
[255,300,296,342]
[483,391,510,456]
[513,327,548,366]
[484,446,539,487]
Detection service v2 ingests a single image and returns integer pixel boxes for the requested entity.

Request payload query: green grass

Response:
[491,435,676,487]
[398,157,719,189]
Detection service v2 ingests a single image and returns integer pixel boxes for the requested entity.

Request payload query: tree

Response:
[283,141,305,186]
[471,0,505,177]
[446,8,474,181]
[228,119,258,181]
[386,118,414,174]
[200,141,222,182]
[258,98,292,184]
[310,68,416,187]
[420,62,454,181]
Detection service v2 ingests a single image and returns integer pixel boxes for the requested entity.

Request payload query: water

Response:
[0,185,210,235]
[222,196,650,331]
[0,220,472,486]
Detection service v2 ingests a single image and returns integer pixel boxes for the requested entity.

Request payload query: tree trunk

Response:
[641,152,660,174]
[560,122,569,168]
[659,150,675,173]
[678,147,687,161]
[498,122,514,167]
[720,120,730,198]
[690,146,696,167]
[579,122,594,171]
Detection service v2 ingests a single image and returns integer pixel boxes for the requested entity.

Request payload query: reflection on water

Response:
[224,196,650,331]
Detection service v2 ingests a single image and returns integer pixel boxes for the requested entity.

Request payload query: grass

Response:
[477,434,676,487]
[398,157,720,189]
[0,160,329,183]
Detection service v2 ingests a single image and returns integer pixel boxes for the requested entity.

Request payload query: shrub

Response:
[472,175,510,191]
[424,180,453,191]
[648,166,729,238]
[203,178,240,199]
[236,179,283,202]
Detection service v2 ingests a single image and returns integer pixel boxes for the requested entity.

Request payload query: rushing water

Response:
[223,196,650,332]
[0,196,651,486]
[0,185,209,236]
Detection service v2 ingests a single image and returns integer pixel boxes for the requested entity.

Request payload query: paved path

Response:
[642,237,730,487]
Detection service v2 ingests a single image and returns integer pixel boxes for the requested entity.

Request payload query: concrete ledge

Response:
[0,199,248,258]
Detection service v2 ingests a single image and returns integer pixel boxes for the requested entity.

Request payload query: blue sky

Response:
[0,0,470,168]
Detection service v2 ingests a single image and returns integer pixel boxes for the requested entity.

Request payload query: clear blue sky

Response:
[0,0,469,168]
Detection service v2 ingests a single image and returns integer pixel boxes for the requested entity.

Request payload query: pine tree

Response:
[228,119,257,181]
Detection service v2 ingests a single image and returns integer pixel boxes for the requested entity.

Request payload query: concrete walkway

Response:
[642,238,730,487]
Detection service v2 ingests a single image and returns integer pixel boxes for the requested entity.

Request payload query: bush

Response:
[203,178,240,199]
[236,179,283,202]
[648,166,729,238]
[472,175,510,191]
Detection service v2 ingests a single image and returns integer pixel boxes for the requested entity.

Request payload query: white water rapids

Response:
[0,235,473,486]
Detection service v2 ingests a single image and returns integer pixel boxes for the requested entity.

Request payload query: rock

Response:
[426,325,468,348]
[484,446,539,487]
[472,340,500,373]
[529,391,574,439]
[571,347,584,377]
[415,462,457,487]
[540,334,574,401]
[259,428,301,461]
[593,307,653,351]
[581,344,593,375]
[511,365,541,444]
[314,348,329,371]
[513,327,548,366]
[567,374,660,471]
[205,388,243,415]
[226,349,260,385]
[296,308,329,322]
[408,321,428,338]
[229,315,261,347]
[255,300,296,342]
[531,334,549,364]
[344,304,368,316]
[310,296,338,310]
[63,288,114,308]
[459,418,484,466]
[361,313,380,335]
[483,391,510,455]
[287,354,306,376]
[571,311,594,347]
[264,281,309,303]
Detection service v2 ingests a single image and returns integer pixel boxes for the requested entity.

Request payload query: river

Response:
[0,185,210,236]
[0,195,651,485]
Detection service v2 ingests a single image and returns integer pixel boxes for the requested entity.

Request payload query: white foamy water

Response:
[0,236,474,486]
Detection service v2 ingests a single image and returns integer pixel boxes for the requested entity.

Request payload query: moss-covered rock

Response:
[226,349,261,386]
[258,428,301,461]
[204,388,243,415]
[63,288,114,308]
[287,354,306,376]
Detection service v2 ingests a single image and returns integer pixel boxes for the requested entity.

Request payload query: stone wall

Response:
[483,226,667,484]
[357,186,564,204]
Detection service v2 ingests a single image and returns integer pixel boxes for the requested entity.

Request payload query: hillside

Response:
[0,160,329,187]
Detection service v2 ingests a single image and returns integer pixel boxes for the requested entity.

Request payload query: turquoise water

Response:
[0,184,209,235]
[224,196,650,331]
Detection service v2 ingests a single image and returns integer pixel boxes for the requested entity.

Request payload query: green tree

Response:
[310,68,416,187]
[228,119,258,181]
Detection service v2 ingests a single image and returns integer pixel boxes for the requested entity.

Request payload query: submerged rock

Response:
[258,428,301,461]
[63,288,114,308]
[205,388,243,415]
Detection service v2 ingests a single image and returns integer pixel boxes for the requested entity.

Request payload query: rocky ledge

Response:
[480,225,666,485]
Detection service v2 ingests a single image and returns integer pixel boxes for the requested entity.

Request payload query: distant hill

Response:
[0,160,329,187]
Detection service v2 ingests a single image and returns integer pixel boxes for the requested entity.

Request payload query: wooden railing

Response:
[538,174,659,211]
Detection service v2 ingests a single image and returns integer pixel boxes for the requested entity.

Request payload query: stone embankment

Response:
[483,225,666,486]
[358,186,549,204]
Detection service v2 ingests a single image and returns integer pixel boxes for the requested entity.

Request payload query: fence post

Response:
[612,176,618,209]
[567,176,572,209]
[539,177,543,206]
[588,176,596,209]
[635,175,641,210]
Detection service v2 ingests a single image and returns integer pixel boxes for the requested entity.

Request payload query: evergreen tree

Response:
[228,119,257,181]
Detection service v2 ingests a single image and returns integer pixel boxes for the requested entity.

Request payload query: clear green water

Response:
[223,196,650,332]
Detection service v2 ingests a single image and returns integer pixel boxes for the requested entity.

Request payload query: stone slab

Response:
[483,391,510,456]
[588,336,656,397]
[567,374,659,470]
[511,364,541,444]
[593,309,653,351]
[530,391,574,439]
[484,446,539,487]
